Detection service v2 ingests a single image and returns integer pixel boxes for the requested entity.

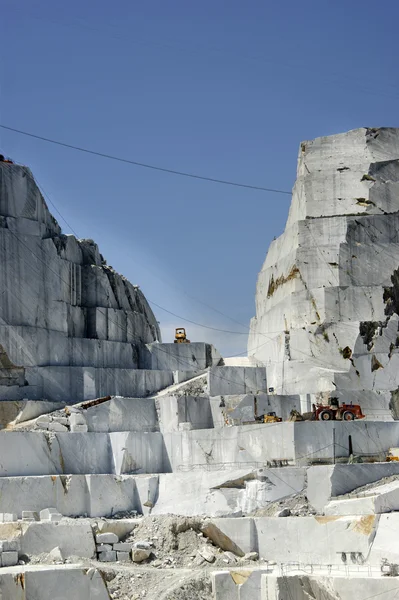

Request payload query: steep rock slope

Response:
[0,162,161,401]
[249,128,399,416]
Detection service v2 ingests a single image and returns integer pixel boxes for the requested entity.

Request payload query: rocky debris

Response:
[243,551,259,561]
[123,516,205,567]
[222,551,237,564]
[198,546,216,563]
[119,515,261,569]
[132,548,152,563]
[108,510,140,520]
[250,492,316,518]
[47,546,64,564]
[106,568,212,600]
[173,376,207,398]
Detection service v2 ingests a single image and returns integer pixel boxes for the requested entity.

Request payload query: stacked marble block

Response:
[249,128,399,415]
[0,513,17,523]
[0,162,162,402]
[96,532,133,563]
[0,539,19,567]
[0,517,21,568]
[22,508,62,523]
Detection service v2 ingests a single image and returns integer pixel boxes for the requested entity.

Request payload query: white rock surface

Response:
[249,128,399,415]
[0,564,111,599]
[0,162,162,402]
[209,514,379,564]
[20,521,95,558]
[144,342,222,371]
[325,479,399,515]
[207,366,267,396]
[1,551,18,567]
[307,462,399,511]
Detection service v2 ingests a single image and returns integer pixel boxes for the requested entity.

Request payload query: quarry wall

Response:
[249,128,399,416]
[0,162,162,401]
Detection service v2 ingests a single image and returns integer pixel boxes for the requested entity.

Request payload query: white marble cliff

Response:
[249,128,399,416]
[0,162,164,401]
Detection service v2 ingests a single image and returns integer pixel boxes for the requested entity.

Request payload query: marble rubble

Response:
[2,132,399,598]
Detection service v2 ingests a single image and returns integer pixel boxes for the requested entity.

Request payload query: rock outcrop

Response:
[0,162,162,401]
[249,128,399,417]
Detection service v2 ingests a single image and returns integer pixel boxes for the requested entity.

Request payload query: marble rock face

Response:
[0,162,161,401]
[249,128,399,414]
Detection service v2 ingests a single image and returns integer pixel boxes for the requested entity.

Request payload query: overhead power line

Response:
[0,163,328,370]
[0,124,292,195]
[147,299,249,334]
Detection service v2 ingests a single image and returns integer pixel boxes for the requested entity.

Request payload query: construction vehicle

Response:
[174,328,190,344]
[381,558,399,576]
[289,409,304,422]
[262,412,282,424]
[0,155,13,164]
[254,410,282,424]
[312,399,365,421]
[252,397,282,424]
[386,448,399,462]
[289,400,365,422]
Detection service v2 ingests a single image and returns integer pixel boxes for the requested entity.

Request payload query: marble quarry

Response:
[1,133,399,598]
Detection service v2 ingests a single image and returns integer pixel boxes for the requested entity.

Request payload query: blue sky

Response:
[1,1,399,355]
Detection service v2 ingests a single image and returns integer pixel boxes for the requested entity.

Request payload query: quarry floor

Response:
[5,508,398,600]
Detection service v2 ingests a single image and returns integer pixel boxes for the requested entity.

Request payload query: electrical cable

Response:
[0,163,324,357]
[8,137,370,368]
[2,169,398,534]
[1,163,279,385]
[0,182,385,463]
[0,124,292,194]
[1,161,397,403]
[146,300,251,335]
[13,157,278,358]
[13,162,395,393]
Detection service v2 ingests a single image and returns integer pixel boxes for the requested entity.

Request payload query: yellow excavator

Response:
[252,396,282,423]
[174,328,190,344]
[386,448,399,462]
[263,412,282,423]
